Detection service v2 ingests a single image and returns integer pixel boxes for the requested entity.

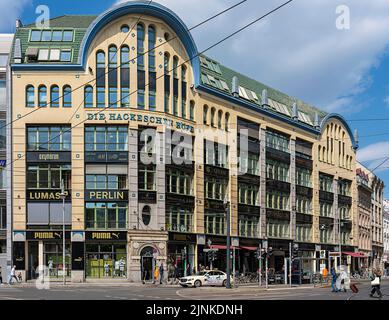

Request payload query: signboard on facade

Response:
[26,152,71,163]
[85,190,128,201]
[27,189,71,201]
[85,231,127,241]
[26,231,70,241]
[0,160,6,167]
[169,232,196,243]
[85,151,129,163]
[86,112,194,133]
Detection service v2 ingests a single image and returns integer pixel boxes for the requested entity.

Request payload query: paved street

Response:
[0,280,387,300]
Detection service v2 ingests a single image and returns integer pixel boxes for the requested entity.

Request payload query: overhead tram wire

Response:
[2,0,248,130]
[5,0,294,174]
[67,0,154,122]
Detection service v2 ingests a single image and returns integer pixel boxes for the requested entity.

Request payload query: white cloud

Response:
[115,0,389,115]
[0,0,32,32]
[384,96,389,108]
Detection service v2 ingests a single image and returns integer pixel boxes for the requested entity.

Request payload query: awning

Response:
[210,245,238,250]
[240,246,258,251]
[343,252,366,258]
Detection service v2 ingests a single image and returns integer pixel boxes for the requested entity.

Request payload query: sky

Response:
[2,0,389,196]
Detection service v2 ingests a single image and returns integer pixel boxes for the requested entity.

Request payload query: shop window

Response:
[142,206,151,226]
[85,202,127,229]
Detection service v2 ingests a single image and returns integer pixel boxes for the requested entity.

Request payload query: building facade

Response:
[383,200,389,271]
[9,1,362,282]
[0,33,13,275]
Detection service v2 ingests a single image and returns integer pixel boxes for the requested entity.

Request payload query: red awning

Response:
[343,252,366,258]
[240,246,258,251]
[210,245,238,250]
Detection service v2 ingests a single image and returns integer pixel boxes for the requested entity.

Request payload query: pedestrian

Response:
[186,263,191,276]
[330,267,338,292]
[142,269,147,285]
[8,265,18,285]
[104,262,110,277]
[339,269,348,293]
[159,263,164,284]
[173,263,178,282]
[370,269,383,299]
[153,265,159,284]
[322,267,328,282]
[0,267,3,285]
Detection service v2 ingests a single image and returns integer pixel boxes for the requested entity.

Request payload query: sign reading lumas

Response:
[27,190,71,201]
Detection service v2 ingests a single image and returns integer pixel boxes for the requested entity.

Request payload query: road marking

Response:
[0,296,22,300]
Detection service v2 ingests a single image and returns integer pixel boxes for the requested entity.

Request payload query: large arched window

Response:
[218,110,223,129]
[142,205,151,226]
[96,51,106,108]
[120,46,130,108]
[26,85,35,108]
[63,85,72,108]
[38,85,47,107]
[210,107,216,127]
[108,45,117,68]
[50,85,59,108]
[173,56,178,79]
[164,52,170,113]
[137,23,145,70]
[203,105,209,125]
[108,45,118,108]
[190,100,195,121]
[225,112,230,131]
[148,25,156,71]
[84,86,93,108]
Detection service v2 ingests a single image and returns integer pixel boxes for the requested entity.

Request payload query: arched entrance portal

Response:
[140,246,157,282]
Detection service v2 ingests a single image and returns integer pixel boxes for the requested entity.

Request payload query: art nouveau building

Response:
[9,1,361,282]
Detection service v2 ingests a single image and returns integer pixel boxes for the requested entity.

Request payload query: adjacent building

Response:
[0,33,13,275]
[383,200,389,270]
[8,1,366,282]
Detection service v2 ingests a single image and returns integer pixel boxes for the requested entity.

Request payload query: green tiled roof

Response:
[11,14,327,125]
[200,54,328,126]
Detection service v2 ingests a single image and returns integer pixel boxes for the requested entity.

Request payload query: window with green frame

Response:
[138,164,156,191]
[296,195,312,214]
[30,29,74,42]
[85,126,128,151]
[204,177,228,201]
[266,190,290,210]
[319,174,333,192]
[238,183,259,206]
[27,126,71,151]
[85,202,127,229]
[86,175,127,190]
[205,212,226,235]
[266,130,289,152]
[239,152,259,175]
[296,167,312,187]
[166,169,193,195]
[238,214,259,238]
[166,206,193,233]
[27,164,71,189]
[266,159,289,182]
[266,219,290,238]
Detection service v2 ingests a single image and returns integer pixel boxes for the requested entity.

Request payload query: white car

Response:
[179,270,231,288]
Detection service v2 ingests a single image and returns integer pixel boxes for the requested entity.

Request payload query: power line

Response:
[2,0,248,131]
[7,0,290,173]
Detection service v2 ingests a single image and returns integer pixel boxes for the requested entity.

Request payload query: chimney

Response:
[314,112,320,129]
[261,89,268,106]
[354,128,359,149]
[292,102,298,120]
[13,38,22,64]
[232,76,239,97]
[16,19,23,29]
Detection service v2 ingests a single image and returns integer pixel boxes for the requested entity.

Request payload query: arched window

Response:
[148,25,156,71]
[96,51,105,69]
[63,85,72,108]
[142,205,151,226]
[181,66,187,82]
[203,105,209,125]
[50,85,59,108]
[38,85,47,107]
[225,112,230,131]
[190,100,195,121]
[108,45,117,68]
[210,107,216,127]
[84,86,93,108]
[120,46,130,108]
[26,85,35,107]
[164,52,171,113]
[137,23,145,70]
[121,24,129,33]
[173,56,178,79]
[318,145,322,161]
[164,52,170,74]
[218,110,223,129]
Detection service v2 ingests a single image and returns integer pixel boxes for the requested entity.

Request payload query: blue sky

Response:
[2,0,389,197]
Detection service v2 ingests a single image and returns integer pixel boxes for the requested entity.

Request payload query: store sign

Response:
[85,151,129,163]
[27,190,71,201]
[86,112,194,133]
[85,231,127,241]
[204,165,229,178]
[0,160,6,167]
[26,152,71,163]
[26,231,70,241]
[85,190,128,201]
[166,193,194,206]
[169,233,196,243]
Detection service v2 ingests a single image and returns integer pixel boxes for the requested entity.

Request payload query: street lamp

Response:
[59,179,66,285]
[223,195,231,289]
